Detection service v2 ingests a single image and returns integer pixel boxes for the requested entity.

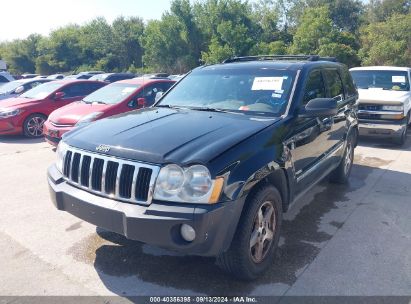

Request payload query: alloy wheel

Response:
[249,201,276,263]
[26,116,45,137]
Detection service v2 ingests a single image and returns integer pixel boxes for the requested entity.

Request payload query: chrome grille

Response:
[62,146,159,205]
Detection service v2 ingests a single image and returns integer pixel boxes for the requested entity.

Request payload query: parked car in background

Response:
[0,80,106,138]
[0,60,7,71]
[44,77,175,145]
[48,55,359,280]
[89,72,135,83]
[66,71,104,80]
[21,74,39,79]
[47,74,65,80]
[350,66,411,145]
[140,73,170,78]
[0,78,51,101]
[168,74,186,82]
[0,71,15,86]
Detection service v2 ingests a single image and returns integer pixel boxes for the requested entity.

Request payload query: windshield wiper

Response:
[156,104,181,109]
[187,106,243,114]
[84,100,106,104]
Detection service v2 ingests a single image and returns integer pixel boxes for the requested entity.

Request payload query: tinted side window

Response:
[324,69,344,102]
[303,70,326,105]
[0,76,8,83]
[83,82,105,95]
[60,83,86,98]
[136,83,172,106]
[341,67,357,98]
[159,82,174,92]
[28,81,43,89]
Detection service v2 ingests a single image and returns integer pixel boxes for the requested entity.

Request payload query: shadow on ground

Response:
[65,159,397,296]
[0,135,45,144]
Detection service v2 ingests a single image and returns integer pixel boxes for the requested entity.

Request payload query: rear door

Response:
[322,68,349,152]
[49,82,105,111]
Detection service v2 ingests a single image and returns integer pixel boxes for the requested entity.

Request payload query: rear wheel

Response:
[23,114,47,138]
[217,184,282,280]
[330,133,354,184]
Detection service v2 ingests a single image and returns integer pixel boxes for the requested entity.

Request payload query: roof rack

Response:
[222,55,337,63]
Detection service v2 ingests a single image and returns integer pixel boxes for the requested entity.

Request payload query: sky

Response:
[0,0,172,42]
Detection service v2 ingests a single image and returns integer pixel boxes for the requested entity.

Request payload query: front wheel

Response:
[217,184,282,280]
[392,126,407,146]
[23,113,47,138]
[330,133,355,184]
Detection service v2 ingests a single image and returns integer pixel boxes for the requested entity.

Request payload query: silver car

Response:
[0,78,51,101]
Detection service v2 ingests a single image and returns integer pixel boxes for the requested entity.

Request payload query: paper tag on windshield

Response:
[252,77,283,91]
[392,76,406,83]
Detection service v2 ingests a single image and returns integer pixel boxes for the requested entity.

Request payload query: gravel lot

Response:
[0,134,410,298]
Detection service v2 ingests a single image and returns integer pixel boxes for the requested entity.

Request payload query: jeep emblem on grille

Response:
[96,144,111,153]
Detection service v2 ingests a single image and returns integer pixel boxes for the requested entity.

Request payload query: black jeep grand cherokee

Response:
[48,55,358,280]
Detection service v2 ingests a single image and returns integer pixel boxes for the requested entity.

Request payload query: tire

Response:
[330,133,355,184]
[23,113,47,138]
[216,184,282,280]
[392,125,407,146]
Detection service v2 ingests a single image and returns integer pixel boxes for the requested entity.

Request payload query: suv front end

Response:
[48,140,243,256]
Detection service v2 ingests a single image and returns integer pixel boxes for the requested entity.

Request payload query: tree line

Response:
[0,0,410,75]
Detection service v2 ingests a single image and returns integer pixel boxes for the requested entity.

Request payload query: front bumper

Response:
[0,117,21,135]
[358,118,407,138]
[48,164,244,256]
[43,121,74,146]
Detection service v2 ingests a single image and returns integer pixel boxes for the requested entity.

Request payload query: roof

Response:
[50,79,104,85]
[13,78,51,84]
[198,59,341,72]
[350,66,411,72]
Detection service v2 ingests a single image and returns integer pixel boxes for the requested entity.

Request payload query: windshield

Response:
[0,80,25,94]
[158,68,296,116]
[351,70,410,91]
[20,82,62,99]
[83,83,141,104]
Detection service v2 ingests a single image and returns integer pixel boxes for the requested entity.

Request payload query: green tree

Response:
[359,13,411,66]
[0,34,42,74]
[366,0,410,22]
[35,25,82,74]
[142,15,192,73]
[112,16,145,71]
[194,0,258,63]
[290,6,360,66]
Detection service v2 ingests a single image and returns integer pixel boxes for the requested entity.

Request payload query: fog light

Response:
[180,224,196,242]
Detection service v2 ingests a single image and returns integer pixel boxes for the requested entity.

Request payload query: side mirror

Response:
[299,98,337,118]
[54,91,65,101]
[14,86,25,94]
[155,91,164,102]
[137,97,146,108]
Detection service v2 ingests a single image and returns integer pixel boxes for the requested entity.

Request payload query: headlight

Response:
[75,112,103,127]
[154,164,223,204]
[0,108,22,119]
[56,141,69,173]
[382,105,403,111]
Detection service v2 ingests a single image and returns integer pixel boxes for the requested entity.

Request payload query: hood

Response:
[357,89,410,105]
[65,107,279,165]
[49,101,113,125]
[0,96,40,108]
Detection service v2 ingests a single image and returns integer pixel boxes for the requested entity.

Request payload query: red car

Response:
[43,78,176,146]
[0,80,106,138]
